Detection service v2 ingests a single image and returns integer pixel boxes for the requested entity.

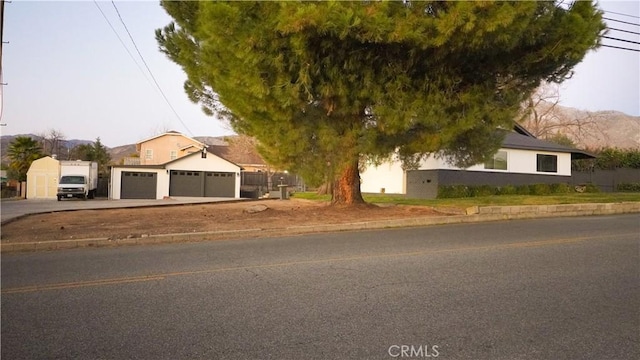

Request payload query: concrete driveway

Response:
[0,197,248,224]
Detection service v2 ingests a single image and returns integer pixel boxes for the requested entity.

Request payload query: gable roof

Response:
[162,148,243,170]
[502,128,595,160]
[135,131,206,152]
[206,145,266,166]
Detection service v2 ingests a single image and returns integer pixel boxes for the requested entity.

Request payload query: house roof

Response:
[502,130,595,160]
[135,131,206,151]
[162,149,243,170]
[206,143,266,167]
[111,150,242,170]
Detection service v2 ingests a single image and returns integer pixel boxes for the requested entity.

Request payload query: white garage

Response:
[110,151,241,200]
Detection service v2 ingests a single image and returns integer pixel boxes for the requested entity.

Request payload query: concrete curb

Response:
[2,202,639,253]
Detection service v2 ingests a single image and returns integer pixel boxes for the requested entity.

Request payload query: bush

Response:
[550,183,572,194]
[437,185,470,199]
[497,185,517,195]
[584,183,600,193]
[469,185,495,197]
[437,182,598,198]
[617,183,640,192]
[515,185,531,195]
[530,183,551,195]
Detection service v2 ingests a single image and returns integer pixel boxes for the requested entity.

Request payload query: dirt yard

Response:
[1,199,458,243]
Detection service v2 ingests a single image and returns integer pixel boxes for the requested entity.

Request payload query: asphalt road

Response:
[2,215,639,359]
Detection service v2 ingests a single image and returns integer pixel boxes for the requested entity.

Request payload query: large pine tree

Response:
[156,1,604,205]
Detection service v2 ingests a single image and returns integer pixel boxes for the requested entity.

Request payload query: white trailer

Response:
[56,161,98,200]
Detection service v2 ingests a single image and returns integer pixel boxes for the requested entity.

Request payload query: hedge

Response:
[437,183,598,198]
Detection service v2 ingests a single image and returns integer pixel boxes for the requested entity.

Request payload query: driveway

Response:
[0,197,247,224]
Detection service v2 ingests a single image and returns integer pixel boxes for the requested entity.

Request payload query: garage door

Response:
[121,172,157,199]
[205,172,235,197]
[169,171,203,197]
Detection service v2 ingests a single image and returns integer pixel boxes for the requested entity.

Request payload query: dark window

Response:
[537,154,557,173]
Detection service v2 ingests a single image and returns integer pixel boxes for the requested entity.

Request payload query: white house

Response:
[110,150,242,200]
[360,125,594,198]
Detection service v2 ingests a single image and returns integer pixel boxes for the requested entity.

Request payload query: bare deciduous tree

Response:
[518,83,608,147]
[37,129,67,158]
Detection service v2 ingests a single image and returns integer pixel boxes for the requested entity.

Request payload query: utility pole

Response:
[0,0,6,126]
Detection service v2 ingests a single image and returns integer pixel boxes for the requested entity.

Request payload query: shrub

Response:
[530,183,551,195]
[516,185,531,195]
[550,183,572,194]
[617,183,640,192]
[437,185,470,198]
[497,185,517,195]
[584,183,600,193]
[469,185,495,197]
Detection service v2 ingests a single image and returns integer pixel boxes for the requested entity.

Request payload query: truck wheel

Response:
[88,190,94,199]
[57,196,61,201]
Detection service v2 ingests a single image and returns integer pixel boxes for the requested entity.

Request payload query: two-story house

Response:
[136,131,207,165]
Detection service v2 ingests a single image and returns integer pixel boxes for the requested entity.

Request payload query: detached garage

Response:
[110,151,241,200]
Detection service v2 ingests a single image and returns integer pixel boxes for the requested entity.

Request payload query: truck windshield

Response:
[60,176,85,184]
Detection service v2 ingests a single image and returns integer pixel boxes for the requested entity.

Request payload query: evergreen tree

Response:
[72,138,112,176]
[7,136,44,181]
[157,1,605,205]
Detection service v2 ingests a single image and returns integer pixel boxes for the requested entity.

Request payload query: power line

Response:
[607,27,640,36]
[604,10,640,20]
[93,1,152,86]
[603,17,640,27]
[110,1,194,137]
[601,44,640,52]
[601,35,640,45]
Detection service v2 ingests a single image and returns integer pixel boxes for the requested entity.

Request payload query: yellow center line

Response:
[3,232,637,294]
[3,275,166,294]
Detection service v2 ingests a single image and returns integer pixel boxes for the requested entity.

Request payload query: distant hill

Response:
[3,105,638,167]
[519,103,640,150]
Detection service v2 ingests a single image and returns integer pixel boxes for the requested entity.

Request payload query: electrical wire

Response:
[601,44,640,52]
[601,36,640,45]
[110,1,194,137]
[603,17,640,27]
[607,27,640,36]
[604,10,640,20]
[93,1,152,87]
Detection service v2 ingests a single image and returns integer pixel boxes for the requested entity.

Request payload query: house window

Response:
[170,150,177,160]
[537,154,557,173]
[145,149,153,160]
[485,151,507,170]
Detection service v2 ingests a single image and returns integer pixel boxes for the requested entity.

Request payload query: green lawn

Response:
[292,192,640,208]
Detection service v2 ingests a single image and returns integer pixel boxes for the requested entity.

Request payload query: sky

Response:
[1,1,639,148]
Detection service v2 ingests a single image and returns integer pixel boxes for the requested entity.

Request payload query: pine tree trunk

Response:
[331,159,365,206]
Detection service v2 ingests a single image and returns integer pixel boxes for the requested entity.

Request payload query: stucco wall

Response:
[139,134,203,165]
[360,160,405,194]
[419,149,571,176]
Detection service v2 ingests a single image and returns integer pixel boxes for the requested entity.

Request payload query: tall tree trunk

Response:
[331,159,365,205]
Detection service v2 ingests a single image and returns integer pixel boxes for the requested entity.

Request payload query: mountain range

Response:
[2,106,638,166]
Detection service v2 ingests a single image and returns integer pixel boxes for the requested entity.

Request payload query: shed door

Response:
[121,172,157,199]
[204,172,235,197]
[170,171,204,197]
